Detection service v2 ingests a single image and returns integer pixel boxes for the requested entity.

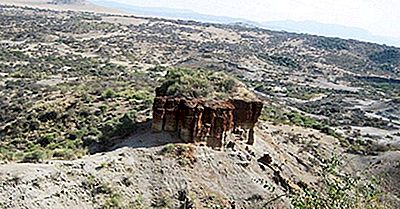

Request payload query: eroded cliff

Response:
[152,97,263,148]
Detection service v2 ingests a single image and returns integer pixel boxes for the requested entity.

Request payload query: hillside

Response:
[0,3,399,209]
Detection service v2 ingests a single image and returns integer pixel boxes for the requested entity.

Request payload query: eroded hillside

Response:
[0,3,399,209]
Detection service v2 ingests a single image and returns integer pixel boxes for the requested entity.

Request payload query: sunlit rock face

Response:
[152,97,263,148]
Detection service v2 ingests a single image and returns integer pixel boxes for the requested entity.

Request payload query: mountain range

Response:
[90,0,400,47]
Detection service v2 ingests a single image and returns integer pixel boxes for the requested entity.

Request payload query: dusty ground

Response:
[0,122,354,209]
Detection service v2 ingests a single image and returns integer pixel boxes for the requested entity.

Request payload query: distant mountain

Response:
[90,0,400,47]
[90,0,259,25]
[262,20,400,47]
[50,0,86,5]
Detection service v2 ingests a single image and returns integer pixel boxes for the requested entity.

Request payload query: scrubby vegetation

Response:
[257,54,299,69]
[155,68,238,99]
[0,49,158,161]
[160,144,197,167]
[291,155,388,209]
[369,49,400,66]
[260,106,340,138]
[0,4,399,209]
[0,60,239,161]
[308,37,349,51]
[1,4,398,163]
[0,73,156,161]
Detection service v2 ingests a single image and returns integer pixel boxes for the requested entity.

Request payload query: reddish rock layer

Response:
[152,97,263,148]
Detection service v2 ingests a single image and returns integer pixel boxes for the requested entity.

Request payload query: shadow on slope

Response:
[88,120,184,154]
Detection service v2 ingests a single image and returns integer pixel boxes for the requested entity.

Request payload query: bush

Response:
[52,148,76,160]
[160,144,196,167]
[290,155,386,209]
[156,68,237,99]
[102,193,122,209]
[161,144,176,154]
[257,54,299,68]
[260,107,340,138]
[101,88,117,99]
[99,111,137,143]
[22,148,46,162]
[37,133,58,147]
[95,183,113,195]
[118,89,154,106]
[0,148,13,161]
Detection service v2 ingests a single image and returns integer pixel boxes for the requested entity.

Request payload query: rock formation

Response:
[230,99,264,144]
[152,97,263,148]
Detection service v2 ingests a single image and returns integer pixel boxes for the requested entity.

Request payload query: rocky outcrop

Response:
[152,97,263,148]
[230,99,263,144]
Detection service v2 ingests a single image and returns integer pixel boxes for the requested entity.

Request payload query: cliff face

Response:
[230,99,264,144]
[152,97,263,148]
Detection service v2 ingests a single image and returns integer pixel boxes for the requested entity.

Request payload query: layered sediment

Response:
[152,97,263,148]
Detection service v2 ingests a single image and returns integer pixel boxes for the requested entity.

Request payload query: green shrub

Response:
[101,88,117,99]
[52,148,76,160]
[260,107,340,138]
[102,193,122,209]
[160,144,196,167]
[257,54,299,68]
[156,68,237,99]
[96,183,113,194]
[99,111,137,143]
[161,144,175,154]
[37,133,58,147]
[290,155,386,209]
[22,148,46,162]
[0,148,13,161]
[118,89,154,106]
[99,104,108,113]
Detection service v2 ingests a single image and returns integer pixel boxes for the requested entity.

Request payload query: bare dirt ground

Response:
[0,122,356,208]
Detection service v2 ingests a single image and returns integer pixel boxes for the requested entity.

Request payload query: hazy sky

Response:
[110,0,400,38]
